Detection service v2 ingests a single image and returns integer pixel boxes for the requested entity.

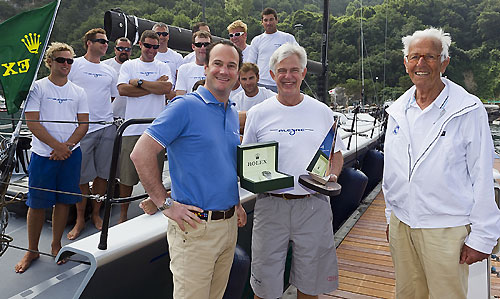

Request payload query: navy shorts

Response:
[27,147,83,209]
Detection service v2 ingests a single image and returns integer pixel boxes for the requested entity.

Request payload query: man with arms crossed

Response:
[117,30,172,222]
[67,28,118,240]
[15,42,89,272]
[102,37,132,119]
[152,22,182,101]
[243,43,344,299]
[383,27,500,299]
[175,31,211,96]
[131,41,247,299]
[248,7,298,92]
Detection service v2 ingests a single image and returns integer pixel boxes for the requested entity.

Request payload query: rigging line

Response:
[5,181,102,200]
[0,117,118,125]
[7,244,91,265]
[303,79,319,100]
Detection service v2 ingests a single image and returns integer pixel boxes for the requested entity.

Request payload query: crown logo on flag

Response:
[21,33,41,54]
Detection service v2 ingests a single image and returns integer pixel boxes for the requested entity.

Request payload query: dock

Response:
[320,160,500,299]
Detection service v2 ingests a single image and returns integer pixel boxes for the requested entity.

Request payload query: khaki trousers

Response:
[389,213,469,299]
[167,213,238,299]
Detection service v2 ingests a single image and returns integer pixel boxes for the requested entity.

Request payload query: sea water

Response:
[491,123,500,153]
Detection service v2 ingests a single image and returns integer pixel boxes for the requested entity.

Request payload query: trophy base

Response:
[298,174,341,196]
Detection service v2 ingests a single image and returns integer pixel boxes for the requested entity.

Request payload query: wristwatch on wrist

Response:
[158,197,173,211]
[137,79,144,88]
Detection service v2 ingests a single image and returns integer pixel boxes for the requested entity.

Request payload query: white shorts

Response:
[250,193,339,298]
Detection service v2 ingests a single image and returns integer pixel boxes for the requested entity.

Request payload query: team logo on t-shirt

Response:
[139,71,157,77]
[47,97,71,104]
[83,72,104,78]
[270,128,313,136]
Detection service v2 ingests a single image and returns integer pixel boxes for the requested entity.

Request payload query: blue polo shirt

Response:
[145,86,240,210]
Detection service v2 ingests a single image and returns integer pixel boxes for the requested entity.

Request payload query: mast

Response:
[360,0,365,107]
[319,0,330,103]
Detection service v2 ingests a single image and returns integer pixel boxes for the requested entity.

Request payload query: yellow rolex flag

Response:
[0,0,59,114]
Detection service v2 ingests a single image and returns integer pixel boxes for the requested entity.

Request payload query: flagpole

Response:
[1,0,61,202]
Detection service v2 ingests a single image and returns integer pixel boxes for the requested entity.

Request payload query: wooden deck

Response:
[321,189,500,298]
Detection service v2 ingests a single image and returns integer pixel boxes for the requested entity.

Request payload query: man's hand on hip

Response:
[163,201,203,231]
[460,244,489,265]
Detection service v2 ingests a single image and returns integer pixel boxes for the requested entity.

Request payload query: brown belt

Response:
[198,206,235,221]
[268,193,310,200]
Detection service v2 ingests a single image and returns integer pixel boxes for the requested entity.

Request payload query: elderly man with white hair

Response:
[242,43,345,299]
[383,27,500,299]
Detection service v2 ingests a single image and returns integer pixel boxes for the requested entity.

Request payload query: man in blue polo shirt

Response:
[130,40,246,299]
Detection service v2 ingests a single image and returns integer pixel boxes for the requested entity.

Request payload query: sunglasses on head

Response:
[143,42,160,49]
[53,57,74,64]
[156,32,169,37]
[90,38,109,44]
[115,46,131,52]
[194,42,210,48]
[228,32,244,38]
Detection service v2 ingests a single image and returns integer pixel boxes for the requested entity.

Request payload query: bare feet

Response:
[51,246,67,265]
[92,214,103,230]
[15,251,40,273]
[67,222,85,240]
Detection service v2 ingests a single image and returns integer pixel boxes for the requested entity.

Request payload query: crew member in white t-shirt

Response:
[248,7,298,92]
[232,62,275,133]
[227,19,253,97]
[117,30,172,222]
[15,42,89,273]
[102,37,132,119]
[175,30,211,96]
[67,28,118,240]
[182,22,210,65]
[152,22,183,101]
[243,43,344,299]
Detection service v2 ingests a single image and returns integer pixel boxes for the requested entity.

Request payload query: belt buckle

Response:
[282,194,291,200]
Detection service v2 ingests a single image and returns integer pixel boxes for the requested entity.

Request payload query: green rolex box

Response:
[237,141,294,193]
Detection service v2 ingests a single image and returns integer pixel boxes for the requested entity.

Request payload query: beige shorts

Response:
[119,135,165,186]
[250,193,339,297]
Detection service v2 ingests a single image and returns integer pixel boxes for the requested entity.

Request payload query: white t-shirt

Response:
[182,51,195,65]
[25,77,89,157]
[242,45,252,62]
[68,57,118,133]
[232,87,275,111]
[117,58,172,136]
[102,57,126,119]
[176,62,205,93]
[242,94,346,194]
[155,49,184,87]
[248,31,298,86]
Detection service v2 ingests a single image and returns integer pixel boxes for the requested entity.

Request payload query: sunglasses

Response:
[53,57,74,64]
[90,38,109,44]
[194,42,210,48]
[156,32,169,37]
[229,32,244,38]
[142,42,160,49]
[115,46,131,52]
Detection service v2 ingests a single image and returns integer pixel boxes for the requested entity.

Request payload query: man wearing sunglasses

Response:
[117,30,173,222]
[103,37,132,119]
[15,42,89,273]
[67,28,118,240]
[248,7,298,93]
[182,22,211,65]
[176,31,212,96]
[227,20,251,62]
[152,22,183,101]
